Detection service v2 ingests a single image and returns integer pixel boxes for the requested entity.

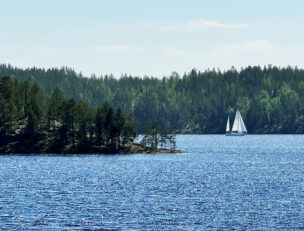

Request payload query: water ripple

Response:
[1,135,304,230]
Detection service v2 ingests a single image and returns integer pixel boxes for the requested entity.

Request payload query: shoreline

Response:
[0,143,184,155]
[119,143,184,154]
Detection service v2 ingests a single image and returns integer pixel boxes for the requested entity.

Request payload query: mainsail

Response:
[231,110,247,133]
[226,117,230,133]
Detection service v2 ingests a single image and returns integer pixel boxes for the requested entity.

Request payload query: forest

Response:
[1,64,304,134]
[0,76,138,154]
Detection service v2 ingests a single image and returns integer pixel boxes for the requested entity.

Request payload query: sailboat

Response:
[226,109,247,136]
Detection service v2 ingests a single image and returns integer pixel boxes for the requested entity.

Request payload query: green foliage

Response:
[141,121,176,150]
[236,97,250,118]
[2,64,304,134]
[0,76,137,154]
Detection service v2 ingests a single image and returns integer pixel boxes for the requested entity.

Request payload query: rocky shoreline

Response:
[118,142,184,154]
[0,142,184,155]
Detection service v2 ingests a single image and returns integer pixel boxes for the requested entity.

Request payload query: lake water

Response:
[1,135,304,230]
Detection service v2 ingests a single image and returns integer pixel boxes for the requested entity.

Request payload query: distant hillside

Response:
[1,64,304,133]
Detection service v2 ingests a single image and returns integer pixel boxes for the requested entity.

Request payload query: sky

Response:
[1,0,304,77]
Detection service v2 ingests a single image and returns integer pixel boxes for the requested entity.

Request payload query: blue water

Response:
[1,135,304,230]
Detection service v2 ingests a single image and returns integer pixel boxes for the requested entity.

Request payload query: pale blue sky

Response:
[1,0,304,77]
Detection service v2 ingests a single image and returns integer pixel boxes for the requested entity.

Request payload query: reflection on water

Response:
[1,135,304,230]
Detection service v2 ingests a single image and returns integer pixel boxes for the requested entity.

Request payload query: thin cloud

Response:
[95,45,143,52]
[138,20,248,32]
[38,45,144,54]
[38,48,65,53]
[186,20,248,30]
[162,40,276,59]
[163,47,192,56]
[137,22,178,31]
[213,40,278,58]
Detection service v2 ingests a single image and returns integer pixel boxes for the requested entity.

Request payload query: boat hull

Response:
[226,132,247,136]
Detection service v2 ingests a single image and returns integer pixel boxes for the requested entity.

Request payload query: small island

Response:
[113,142,183,154]
[0,76,182,155]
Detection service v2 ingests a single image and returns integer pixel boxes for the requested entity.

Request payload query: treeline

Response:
[0,76,137,154]
[1,64,304,133]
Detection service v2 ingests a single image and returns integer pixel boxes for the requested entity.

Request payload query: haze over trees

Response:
[1,64,304,134]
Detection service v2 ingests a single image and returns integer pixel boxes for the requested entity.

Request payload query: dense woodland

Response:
[0,76,138,154]
[1,64,304,134]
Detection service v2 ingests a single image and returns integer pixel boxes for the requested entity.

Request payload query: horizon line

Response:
[0,63,303,79]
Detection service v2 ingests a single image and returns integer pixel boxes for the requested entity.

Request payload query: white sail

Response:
[239,112,247,133]
[226,117,230,132]
[231,110,240,132]
[231,110,247,133]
